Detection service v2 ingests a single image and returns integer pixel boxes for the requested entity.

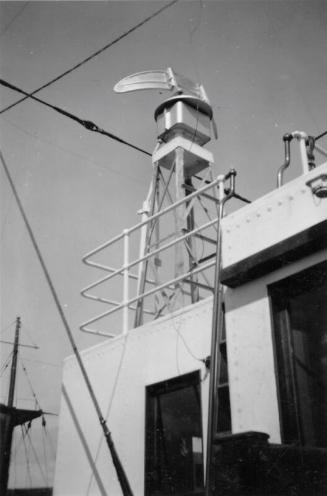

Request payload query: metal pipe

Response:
[182,182,220,204]
[306,135,316,170]
[185,176,200,303]
[205,170,236,496]
[81,217,218,297]
[148,160,176,241]
[190,231,217,245]
[82,175,223,264]
[135,176,155,299]
[292,130,310,174]
[198,252,216,264]
[81,293,154,315]
[277,130,325,187]
[183,278,213,292]
[80,259,216,335]
[123,230,129,334]
[134,163,160,327]
[84,262,138,278]
[82,262,156,287]
[81,172,237,337]
[277,133,293,188]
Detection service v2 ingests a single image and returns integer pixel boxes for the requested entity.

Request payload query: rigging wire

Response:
[0,1,29,38]
[168,288,209,382]
[315,130,327,141]
[0,0,179,115]
[0,78,151,157]
[11,421,28,459]
[41,423,49,486]
[21,425,33,488]
[0,197,13,244]
[41,421,57,459]
[19,358,42,410]
[25,427,49,486]
[21,323,39,349]
[13,425,18,490]
[0,350,14,376]
[187,0,204,84]
[19,357,60,368]
[0,362,10,378]
[12,354,56,476]
[1,319,16,335]
[1,117,146,185]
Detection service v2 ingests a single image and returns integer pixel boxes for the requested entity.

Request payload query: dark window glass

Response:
[217,385,231,433]
[145,372,204,495]
[269,261,327,447]
[216,313,231,435]
[218,341,228,385]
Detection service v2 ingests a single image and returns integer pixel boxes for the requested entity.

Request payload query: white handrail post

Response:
[292,131,309,175]
[123,229,129,335]
[299,137,310,174]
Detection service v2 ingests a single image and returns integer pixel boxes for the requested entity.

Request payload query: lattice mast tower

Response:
[115,68,218,326]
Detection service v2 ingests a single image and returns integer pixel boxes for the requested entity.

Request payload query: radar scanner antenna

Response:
[114,67,217,139]
[114,67,208,100]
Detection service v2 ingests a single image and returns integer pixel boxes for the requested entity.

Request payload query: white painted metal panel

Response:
[225,249,327,442]
[54,298,212,495]
[54,164,327,494]
[222,162,327,268]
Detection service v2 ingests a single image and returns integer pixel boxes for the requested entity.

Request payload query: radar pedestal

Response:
[152,94,214,309]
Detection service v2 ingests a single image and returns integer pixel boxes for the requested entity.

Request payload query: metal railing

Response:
[80,175,224,338]
[277,131,327,188]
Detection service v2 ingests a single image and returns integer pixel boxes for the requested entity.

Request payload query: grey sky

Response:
[0,0,326,489]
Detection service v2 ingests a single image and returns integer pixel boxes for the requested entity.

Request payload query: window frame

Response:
[144,370,204,496]
[269,260,327,446]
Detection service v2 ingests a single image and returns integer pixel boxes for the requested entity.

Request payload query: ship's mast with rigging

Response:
[7,316,20,408]
[0,317,42,495]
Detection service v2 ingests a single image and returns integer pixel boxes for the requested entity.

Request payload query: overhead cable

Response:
[315,130,327,141]
[0,2,29,39]
[25,427,48,485]
[1,319,16,334]
[20,359,42,410]
[21,323,40,348]
[0,0,179,115]
[2,117,146,184]
[0,351,13,376]
[0,78,151,157]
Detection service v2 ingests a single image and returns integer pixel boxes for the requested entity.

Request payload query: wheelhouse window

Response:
[217,313,231,435]
[269,261,327,448]
[145,371,204,495]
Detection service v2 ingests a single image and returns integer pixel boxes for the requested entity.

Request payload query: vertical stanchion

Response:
[174,147,186,307]
[298,136,310,174]
[123,229,129,335]
[205,171,236,496]
[134,163,160,328]
[185,176,200,303]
